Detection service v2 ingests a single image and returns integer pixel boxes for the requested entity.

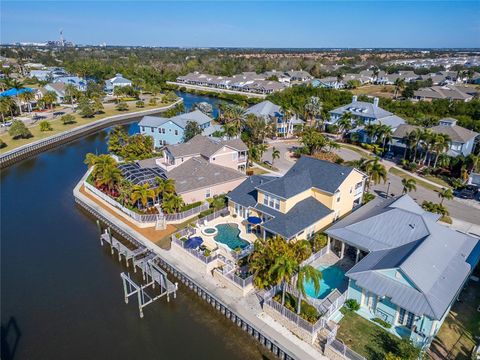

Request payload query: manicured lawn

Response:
[389,167,441,192]
[337,309,402,360]
[0,97,173,153]
[422,174,451,188]
[429,279,480,360]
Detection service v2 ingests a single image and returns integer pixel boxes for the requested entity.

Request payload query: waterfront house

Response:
[105,73,133,93]
[44,83,67,103]
[138,110,213,147]
[391,118,478,157]
[325,195,480,347]
[245,100,305,137]
[227,157,366,241]
[156,135,248,203]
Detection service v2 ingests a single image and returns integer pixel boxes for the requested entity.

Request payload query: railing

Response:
[326,338,366,360]
[301,246,328,266]
[263,284,326,334]
[215,260,254,288]
[0,99,183,168]
[85,178,207,224]
[197,207,229,223]
[171,234,218,264]
[231,243,255,260]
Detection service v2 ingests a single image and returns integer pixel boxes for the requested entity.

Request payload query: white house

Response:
[105,73,133,93]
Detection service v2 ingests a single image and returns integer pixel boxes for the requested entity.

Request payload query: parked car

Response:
[1,121,12,127]
[384,151,394,160]
[458,185,478,199]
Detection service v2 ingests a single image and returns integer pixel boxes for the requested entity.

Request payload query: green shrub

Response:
[116,102,129,111]
[204,249,211,257]
[136,100,145,108]
[148,98,157,106]
[39,120,53,131]
[180,201,203,212]
[61,114,76,125]
[198,208,214,218]
[9,120,32,139]
[372,317,392,329]
[345,299,360,311]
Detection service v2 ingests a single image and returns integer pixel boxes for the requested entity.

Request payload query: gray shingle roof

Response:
[138,110,212,130]
[227,175,278,208]
[257,156,356,198]
[259,197,333,239]
[166,135,247,158]
[326,195,480,320]
[330,100,392,120]
[245,100,282,119]
[167,157,246,194]
[431,120,478,143]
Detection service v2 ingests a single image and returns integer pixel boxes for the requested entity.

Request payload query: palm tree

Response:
[64,84,79,106]
[432,134,451,168]
[401,178,417,194]
[18,91,35,113]
[0,96,16,121]
[96,165,122,193]
[269,255,297,306]
[257,143,268,161]
[295,265,322,314]
[117,180,133,207]
[271,146,280,166]
[42,91,58,110]
[365,159,387,189]
[438,188,453,205]
[436,153,451,169]
[407,129,422,163]
[131,183,156,209]
[304,96,322,127]
[394,78,405,99]
[337,111,354,138]
[162,193,184,214]
[154,177,176,201]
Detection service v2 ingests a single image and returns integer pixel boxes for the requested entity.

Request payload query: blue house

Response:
[138,110,213,147]
[325,195,480,348]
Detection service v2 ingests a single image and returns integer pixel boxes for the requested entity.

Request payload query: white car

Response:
[1,121,12,127]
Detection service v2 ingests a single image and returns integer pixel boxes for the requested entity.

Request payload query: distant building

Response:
[29,67,68,81]
[44,83,67,103]
[138,110,214,147]
[105,73,132,93]
[312,77,345,89]
[284,70,313,82]
[53,76,87,91]
[413,85,473,102]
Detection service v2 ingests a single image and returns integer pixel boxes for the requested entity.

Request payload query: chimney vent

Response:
[352,95,358,103]
[373,97,379,107]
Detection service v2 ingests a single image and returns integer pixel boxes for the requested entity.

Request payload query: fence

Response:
[0,99,183,169]
[85,179,207,224]
[215,262,254,288]
[325,338,366,360]
[301,246,328,266]
[171,234,219,264]
[197,207,229,223]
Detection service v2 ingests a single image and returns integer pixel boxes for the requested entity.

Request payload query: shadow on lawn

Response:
[365,330,401,360]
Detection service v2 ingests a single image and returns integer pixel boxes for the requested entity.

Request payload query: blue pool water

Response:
[304,265,347,299]
[214,224,249,250]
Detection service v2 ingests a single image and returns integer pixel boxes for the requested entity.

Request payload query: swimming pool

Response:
[304,265,348,299]
[214,224,249,251]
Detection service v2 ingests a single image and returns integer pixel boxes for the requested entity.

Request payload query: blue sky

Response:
[1,1,479,48]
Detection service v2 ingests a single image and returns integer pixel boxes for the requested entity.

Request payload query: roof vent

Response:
[409,224,416,230]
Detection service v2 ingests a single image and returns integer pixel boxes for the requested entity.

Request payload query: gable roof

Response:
[330,100,392,120]
[165,134,248,158]
[326,195,480,320]
[138,110,212,130]
[227,175,278,208]
[166,157,246,194]
[245,100,282,119]
[430,119,478,143]
[257,156,357,198]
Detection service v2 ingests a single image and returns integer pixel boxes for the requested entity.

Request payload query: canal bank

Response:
[0,93,272,360]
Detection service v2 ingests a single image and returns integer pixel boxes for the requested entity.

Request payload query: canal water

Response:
[0,94,268,360]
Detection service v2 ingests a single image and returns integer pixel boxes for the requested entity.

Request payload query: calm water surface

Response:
[0,94,268,360]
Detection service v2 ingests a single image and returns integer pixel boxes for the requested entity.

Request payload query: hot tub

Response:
[202,227,218,236]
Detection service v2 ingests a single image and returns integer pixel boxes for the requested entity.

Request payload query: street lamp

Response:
[386,181,391,198]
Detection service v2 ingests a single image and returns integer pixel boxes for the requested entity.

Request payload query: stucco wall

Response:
[331,170,365,218]
[180,177,246,204]
[209,146,240,170]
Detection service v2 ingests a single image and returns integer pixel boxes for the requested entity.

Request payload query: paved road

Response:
[264,140,480,225]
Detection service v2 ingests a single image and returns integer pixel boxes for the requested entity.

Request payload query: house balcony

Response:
[156,159,177,172]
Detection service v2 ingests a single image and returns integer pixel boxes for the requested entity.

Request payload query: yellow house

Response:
[227,156,366,241]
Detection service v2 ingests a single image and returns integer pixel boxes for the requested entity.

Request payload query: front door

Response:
[366,291,377,313]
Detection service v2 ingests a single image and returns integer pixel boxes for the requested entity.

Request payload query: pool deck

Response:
[309,251,355,273]
[191,215,258,259]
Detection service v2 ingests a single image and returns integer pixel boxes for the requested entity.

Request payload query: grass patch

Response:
[0,96,173,153]
[350,85,395,98]
[430,280,480,360]
[389,167,441,192]
[422,174,451,188]
[439,215,453,224]
[339,143,374,160]
[337,310,403,359]
[247,167,269,175]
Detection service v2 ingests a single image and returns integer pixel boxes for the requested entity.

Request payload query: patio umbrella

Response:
[247,216,262,225]
[184,236,203,249]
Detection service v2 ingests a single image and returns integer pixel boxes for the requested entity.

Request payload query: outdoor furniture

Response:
[184,236,203,249]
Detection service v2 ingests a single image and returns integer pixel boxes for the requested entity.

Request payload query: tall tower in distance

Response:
[59,28,65,47]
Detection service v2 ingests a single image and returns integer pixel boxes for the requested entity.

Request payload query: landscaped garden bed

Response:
[273,292,321,324]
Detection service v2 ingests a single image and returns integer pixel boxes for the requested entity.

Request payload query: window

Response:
[162,128,165,134]
[398,308,415,329]
[355,182,363,189]
[151,127,154,133]
[306,226,315,239]
[158,128,161,133]
[205,189,211,198]
[141,126,145,131]
[232,152,238,160]
[175,130,178,136]
[263,194,280,210]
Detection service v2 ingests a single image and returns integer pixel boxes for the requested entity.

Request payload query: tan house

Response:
[157,135,249,204]
[227,157,366,241]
